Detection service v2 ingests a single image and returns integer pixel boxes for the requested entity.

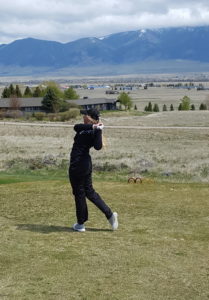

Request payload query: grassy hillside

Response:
[1,179,209,299]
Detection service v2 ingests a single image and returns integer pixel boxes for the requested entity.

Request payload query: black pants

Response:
[69,170,113,224]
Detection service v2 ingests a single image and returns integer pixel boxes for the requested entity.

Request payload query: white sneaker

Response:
[108,212,118,230]
[73,223,85,232]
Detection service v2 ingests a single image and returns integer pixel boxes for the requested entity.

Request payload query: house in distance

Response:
[0,97,117,113]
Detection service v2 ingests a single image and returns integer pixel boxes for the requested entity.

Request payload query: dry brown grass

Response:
[77,86,209,111]
[1,110,209,182]
[103,111,209,127]
[130,86,209,110]
[0,125,74,170]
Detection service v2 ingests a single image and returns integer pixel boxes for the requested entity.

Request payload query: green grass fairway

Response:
[1,179,209,299]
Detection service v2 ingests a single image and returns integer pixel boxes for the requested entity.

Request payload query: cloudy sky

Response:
[1,0,209,44]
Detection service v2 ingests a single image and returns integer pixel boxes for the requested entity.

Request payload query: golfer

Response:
[69,108,118,232]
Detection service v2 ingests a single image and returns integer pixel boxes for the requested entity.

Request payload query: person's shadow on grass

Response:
[16,224,112,234]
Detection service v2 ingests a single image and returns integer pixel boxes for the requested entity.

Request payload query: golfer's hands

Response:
[93,123,104,130]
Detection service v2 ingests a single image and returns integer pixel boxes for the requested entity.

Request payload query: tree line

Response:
[144,96,208,112]
[1,82,79,100]
[2,84,43,98]
[1,82,80,113]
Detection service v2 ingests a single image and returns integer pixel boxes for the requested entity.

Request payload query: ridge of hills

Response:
[1,26,209,76]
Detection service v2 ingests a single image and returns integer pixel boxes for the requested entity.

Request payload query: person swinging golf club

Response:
[69,108,118,232]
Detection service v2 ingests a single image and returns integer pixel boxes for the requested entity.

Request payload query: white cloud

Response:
[1,0,209,44]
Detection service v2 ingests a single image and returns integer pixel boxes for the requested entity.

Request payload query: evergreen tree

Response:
[42,88,62,113]
[147,102,152,112]
[191,104,195,110]
[199,103,207,110]
[134,104,138,110]
[24,86,32,97]
[199,103,204,110]
[163,104,167,111]
[153,103,159,112]
[15,85,22,97]
[144,105,148,112]
[9,84,15,96]
[33,86,42,97]
[170,104,174,111]
[2,87,10,98]
[178,103,182,111]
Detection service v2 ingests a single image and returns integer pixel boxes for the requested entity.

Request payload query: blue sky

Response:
[1,0,209,44]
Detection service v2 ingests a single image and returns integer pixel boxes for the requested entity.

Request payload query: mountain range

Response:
[1,26,209,76]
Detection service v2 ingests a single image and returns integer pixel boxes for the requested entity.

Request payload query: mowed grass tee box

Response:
[0,180,209,299]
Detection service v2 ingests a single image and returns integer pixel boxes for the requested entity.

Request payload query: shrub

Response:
[0,110,6,119]
[34,112,46,120]
[163,104,167,111]
[58,108,80,121]
[65,108,80,119]
[48,113,57,121]
[58,111,68,122]
[4,110,23,118]
[68,102,80,109]
[24,112,32,120]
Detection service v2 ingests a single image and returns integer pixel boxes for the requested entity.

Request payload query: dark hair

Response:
[80,108,100,121]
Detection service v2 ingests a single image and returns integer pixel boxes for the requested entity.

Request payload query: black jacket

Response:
[69,124,102,175]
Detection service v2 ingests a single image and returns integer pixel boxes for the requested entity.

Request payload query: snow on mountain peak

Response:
[138,29,146,38]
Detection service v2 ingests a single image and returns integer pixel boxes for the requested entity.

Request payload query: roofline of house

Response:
[0,97,117,108]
